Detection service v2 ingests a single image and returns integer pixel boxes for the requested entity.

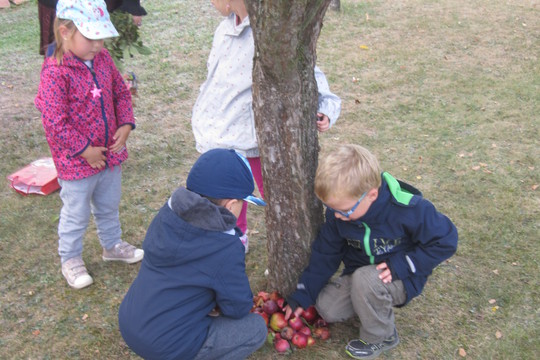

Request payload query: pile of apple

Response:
[251,291,330,353]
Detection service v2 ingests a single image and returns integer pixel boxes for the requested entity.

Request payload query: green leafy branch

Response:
[105,11,151,72]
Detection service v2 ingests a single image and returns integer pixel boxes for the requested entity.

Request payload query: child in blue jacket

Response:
[119,149,267,360]
[284,144,458,359]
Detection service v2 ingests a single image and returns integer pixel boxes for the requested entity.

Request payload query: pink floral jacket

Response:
[35,49,135,180]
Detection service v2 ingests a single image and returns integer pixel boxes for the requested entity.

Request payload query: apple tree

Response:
[245,0,333,295]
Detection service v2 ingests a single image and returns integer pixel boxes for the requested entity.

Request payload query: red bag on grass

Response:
[7,158,60,196]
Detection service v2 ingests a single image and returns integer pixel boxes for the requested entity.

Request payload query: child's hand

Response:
[81,145,107,169]
[317,112,330,132]
[110,125,131,153]
[376,262,393,284]
[284,305,303,320]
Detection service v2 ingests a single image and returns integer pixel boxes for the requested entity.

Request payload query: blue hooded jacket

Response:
[118,187,253,360]
[287,173,458,309]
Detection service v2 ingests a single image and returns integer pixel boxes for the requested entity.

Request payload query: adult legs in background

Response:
[38,2,56,56]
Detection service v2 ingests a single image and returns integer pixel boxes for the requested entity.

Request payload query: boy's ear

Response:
[367,188,379,201]
[223,199,239,211]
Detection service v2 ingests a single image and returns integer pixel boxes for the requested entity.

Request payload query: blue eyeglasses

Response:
[324,192,367,218]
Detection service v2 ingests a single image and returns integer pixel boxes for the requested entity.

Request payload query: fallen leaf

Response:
[528,166,535,170]
[416,176,422,180]
[355,99,361,104]
[479,162,488,167]
[492,143,497,148]
[492,269,499,275]
[495,330,502,339]
[532,184,538,190]
[512,262,518,266]
[488,299,496,304]
[459,153,465,158]
[491,306,499,312]
[472,166,480,171]
[359,45,369,50]
[459,348,467,357]
[365,13,370,22]
[82,313,89,321]
[32,329,40,336]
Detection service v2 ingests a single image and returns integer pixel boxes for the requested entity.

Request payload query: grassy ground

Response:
[0,0,538,359]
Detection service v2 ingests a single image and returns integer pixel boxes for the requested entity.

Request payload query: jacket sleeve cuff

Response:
[387,254,414,280]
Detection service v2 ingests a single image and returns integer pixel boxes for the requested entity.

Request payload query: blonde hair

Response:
[315,144,382,202]
[52,18,77,64]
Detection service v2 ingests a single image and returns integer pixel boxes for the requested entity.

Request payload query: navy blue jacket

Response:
[119,188,253,360]
[288,173,458,309]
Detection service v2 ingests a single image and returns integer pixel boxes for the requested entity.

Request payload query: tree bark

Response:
[245,0,331,295]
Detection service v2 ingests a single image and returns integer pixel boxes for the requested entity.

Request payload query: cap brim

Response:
[244,195,266,206]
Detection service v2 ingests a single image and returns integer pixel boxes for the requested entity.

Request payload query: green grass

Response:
[1,0,539,359]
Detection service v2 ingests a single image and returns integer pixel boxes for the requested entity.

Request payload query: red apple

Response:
[291,333,308,349]
[276,298,285,309]
[274,338,291,353]
[255,311,269,326]
[299,325,311,337]
[270,312,287,332]
[314,317,329,328]
[257,291,269,302]
[263,299,278,315]
[301,305,319,324]
[280,326,295,340]
[269,290,281,301]
[307,335,316,346]
[288,316,304,331]
[313,326,330,340]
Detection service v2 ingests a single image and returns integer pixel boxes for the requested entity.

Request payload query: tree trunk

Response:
[245,0,331,296]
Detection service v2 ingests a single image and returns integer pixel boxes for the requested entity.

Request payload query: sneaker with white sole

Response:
[102,241,144,264]
[62,257,93,289]
[239,234,249,254]
[345,328,399,359]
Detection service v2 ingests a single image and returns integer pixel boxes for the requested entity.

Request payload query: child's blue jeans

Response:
[57,166,123,263]
[193,313,267,360]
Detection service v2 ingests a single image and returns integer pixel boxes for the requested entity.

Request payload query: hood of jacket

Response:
[142,187,240,268]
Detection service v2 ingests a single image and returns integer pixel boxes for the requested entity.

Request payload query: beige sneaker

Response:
[102,241,144,264]
[62,257,93,289]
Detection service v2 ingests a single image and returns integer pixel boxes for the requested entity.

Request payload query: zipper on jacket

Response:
[88,66,110,150]
[361,222,374,264]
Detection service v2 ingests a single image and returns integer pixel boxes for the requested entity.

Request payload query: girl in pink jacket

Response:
[35,0,143,290]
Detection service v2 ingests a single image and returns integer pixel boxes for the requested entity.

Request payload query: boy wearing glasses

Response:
[284,144,458,359]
